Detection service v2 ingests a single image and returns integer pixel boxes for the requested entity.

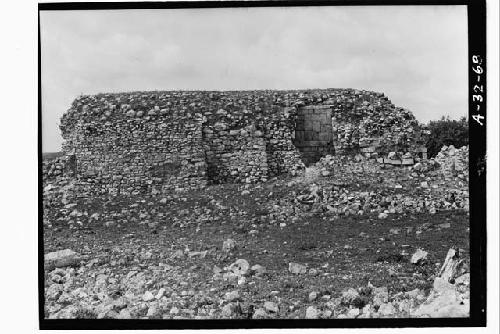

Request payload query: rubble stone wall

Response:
[62,112,207,197]
[59,89,427,196]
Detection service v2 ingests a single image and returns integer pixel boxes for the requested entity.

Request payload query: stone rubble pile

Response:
[434,145,469,178]
[42,144,468,230]
[330,97,427,156]
[266,145,469,223]
[285,248,469,319]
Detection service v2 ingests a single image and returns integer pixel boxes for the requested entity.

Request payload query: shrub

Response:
[425,116,468,158]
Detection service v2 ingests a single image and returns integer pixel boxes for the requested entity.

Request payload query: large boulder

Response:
[411,248,470,318]
[412,289,469,318]
[45,249,80,271]
[438,248,469,282]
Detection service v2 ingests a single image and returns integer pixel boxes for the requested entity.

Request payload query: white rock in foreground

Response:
[264,301,279,313]
[412,289,469,318]
[228,259,250,276]
[305,306,320,319]
[378,212,388,219]
[289,262,307,274]
[45,249,80,270]
[411,249,428,264]
[438,248,469,281]
[411,248,470,318]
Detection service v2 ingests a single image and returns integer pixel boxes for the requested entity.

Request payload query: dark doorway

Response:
[293,105,334,165]
[66,154,77,176]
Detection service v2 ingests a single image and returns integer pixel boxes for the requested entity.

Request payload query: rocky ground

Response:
[43,150,470,320]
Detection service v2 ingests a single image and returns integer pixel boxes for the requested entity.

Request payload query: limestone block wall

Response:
[293,105,334,165]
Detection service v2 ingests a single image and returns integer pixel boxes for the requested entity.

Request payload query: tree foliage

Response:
[426,116,468,158]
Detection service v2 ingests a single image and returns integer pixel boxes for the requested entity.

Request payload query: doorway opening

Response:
[293,105,334,165]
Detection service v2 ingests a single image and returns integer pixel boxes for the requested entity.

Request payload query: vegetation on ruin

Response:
[425,116,468,158]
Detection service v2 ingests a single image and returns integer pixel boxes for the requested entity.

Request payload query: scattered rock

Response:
[252,308,268,319]
[229,259,250,276]
[143,291,155,302]
[187,250,208,258]
[305,306,320,319]
[289,262,307,274]
[264,301,279,313]
[308,291,318,302]
[155,288,166,300]
[224,290,240,302]
[410,249,428,264]
[146,305,158,317]
[378,302,395,316]
[46,284,63,301]
[372,287,389,306]
[346,308,360,318]
[222,238,236,252]
[341,288,361,306]
[45,249,80,271]
[172,249,185,259]
[389,228,401,235]
[117,309,132,319]
[308,268,319,276]
[221,303,239,318]
[250,264,267,276]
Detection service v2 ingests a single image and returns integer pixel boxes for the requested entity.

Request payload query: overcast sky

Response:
[40,6,468,152]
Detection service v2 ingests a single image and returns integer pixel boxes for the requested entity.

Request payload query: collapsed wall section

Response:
[327,90,427,161]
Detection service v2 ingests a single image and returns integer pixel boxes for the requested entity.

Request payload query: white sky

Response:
[40,6,468,152]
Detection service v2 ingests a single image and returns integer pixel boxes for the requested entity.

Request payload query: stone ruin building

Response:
[56,89,428,197]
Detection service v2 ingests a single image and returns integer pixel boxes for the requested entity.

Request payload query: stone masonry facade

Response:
[57,89,428,197]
